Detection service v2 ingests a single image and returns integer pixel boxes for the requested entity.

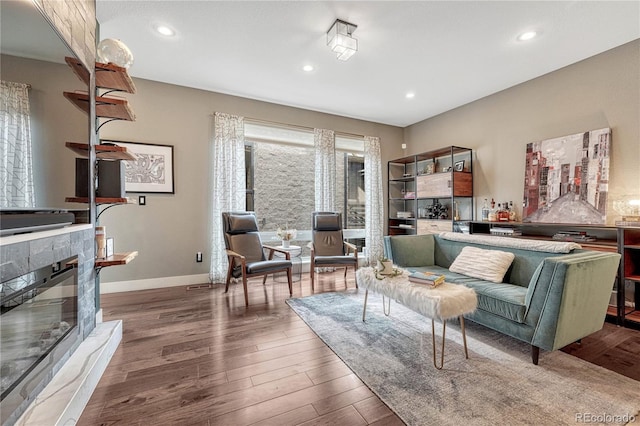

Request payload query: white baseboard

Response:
[100,273,210,294]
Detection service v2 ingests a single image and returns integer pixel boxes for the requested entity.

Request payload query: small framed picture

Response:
[106,238,114,257]
[454,160,465,172]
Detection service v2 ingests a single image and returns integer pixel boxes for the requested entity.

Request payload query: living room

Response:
[1,1,639,425]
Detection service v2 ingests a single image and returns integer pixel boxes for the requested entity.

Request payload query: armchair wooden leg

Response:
[310,266,315,292]
[242,275,249,307]
[225,260,234,293]
[287,268,293,296]
[354,264,358,289]
[262,275,268,285]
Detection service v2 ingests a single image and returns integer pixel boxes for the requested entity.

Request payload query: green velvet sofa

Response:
[383,232,621,364]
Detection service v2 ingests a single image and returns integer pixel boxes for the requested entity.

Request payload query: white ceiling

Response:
[96,1,640,128]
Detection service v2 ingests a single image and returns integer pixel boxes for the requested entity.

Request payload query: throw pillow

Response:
[449,246,515,283]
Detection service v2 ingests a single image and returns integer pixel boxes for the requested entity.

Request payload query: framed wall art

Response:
[102,140,175,193]
[522,127,610,224]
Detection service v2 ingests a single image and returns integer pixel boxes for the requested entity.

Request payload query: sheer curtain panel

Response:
[314,128,336,211]
[364,136,384,265]
[0,81,34,207]
[210,112,246,283]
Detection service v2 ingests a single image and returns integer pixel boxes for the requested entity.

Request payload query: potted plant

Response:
[276,225,297,248]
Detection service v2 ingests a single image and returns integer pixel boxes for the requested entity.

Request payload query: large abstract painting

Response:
[522,128,610,224]
[103,140,175,193]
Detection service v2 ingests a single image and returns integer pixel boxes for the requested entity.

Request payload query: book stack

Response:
[408,271,445,288]
[490,227,522,237]
[397,211,414,219]
[552,231,596,242]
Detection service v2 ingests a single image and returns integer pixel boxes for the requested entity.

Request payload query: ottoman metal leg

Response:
[460,315,469,359]
[382,295,391,316]
[362,289,369,321]
[431,319,447,369]
[431,316,470,369]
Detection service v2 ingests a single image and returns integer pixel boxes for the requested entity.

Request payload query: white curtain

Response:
[364,136,384,265]
[314,128,336,211]
[0,81,34,208]
[210,112,246,283]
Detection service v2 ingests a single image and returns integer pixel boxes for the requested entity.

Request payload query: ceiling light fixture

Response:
[517,31,537,41]
[303,65,314,72]
[155,25,175,36]
[406,92,415,99]
[327,19,358,61]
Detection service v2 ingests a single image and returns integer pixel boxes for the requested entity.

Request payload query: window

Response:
[244,121,365,254]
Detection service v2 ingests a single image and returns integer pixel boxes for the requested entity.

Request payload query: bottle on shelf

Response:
[488,201,498,222]
[481,198,490,221]
[509,201,517,221]
[498,203,509,222]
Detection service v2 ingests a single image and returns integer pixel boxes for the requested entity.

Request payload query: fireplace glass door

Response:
[0,258,78,402]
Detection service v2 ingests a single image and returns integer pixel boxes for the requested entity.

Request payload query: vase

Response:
[282,240,290,248]
[377,260,394,275]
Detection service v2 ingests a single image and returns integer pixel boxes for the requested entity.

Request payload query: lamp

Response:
[327,19,358,61]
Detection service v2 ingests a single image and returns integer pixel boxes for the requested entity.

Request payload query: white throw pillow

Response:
[449,246,515,283]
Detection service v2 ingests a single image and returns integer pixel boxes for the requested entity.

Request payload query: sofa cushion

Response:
[405,266,527,323]
[462,279,527,323]
[449,246,515,283]
[387,234,435,267]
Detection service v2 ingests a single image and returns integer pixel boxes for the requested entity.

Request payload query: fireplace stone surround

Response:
[0,225,96,424]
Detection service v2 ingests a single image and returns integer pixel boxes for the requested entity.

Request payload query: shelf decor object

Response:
[102,140,175,194]
[522,127,611,224]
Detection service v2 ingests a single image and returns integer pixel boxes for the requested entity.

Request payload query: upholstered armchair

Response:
[310,212,358,291]
[222,212,293,306]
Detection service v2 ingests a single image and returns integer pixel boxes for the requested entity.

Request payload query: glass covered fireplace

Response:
[0,257,79,424]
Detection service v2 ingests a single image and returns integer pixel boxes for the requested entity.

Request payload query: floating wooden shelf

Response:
[95,251,138,268]
[65,142,136,161]
[65,197,137,205]
[63,92,135,121]
[67,251,138,269]
[65,57,136,93]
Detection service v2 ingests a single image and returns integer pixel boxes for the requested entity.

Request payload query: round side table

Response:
[272,245,302,282]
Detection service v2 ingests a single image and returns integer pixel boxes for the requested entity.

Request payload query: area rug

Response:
[286,291,640,426]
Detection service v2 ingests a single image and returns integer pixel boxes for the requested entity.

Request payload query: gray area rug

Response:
[286,290,640,426]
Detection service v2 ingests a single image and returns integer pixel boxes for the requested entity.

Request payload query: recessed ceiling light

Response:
[517,31,537,41]
[303,65,314,72]
[155,25,175,36]
[405,92,415,99]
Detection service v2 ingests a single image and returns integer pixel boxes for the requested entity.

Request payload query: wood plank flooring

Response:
[79,271,640,425]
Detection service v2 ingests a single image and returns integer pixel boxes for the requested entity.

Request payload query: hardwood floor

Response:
[79,271,640,425]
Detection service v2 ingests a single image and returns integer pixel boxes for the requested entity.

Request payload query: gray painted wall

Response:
[97,78,402,285]
[403,39,640,224]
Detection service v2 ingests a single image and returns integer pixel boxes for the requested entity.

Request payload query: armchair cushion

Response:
[228,233,265,263]
[314,230,345,256]
[314,255,358,265]
[227,214,259,234]
[246,260,292,275]
[314,213,341,230]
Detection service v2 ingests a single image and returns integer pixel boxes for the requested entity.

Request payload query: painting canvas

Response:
[103,140,175,193]
[522,128,610,224]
